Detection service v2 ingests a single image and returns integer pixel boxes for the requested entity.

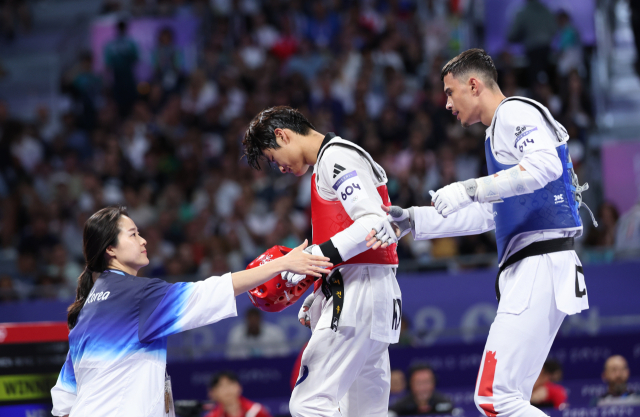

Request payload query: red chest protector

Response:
[311,173,399,292]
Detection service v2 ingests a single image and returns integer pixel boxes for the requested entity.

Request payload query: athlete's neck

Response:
[480,89,507,126]
[304,130,329,166]
[106,260,138,276]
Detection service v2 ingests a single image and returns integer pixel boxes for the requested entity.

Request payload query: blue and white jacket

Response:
[51,269,237,417]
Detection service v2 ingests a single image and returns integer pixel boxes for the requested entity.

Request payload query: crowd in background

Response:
[0,0,614,302]
[178,353,639,416]
[0,0,31,42]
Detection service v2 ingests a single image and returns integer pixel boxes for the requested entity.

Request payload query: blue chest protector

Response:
[486,98,585,263]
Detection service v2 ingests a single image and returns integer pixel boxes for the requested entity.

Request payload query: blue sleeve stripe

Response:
[59,352,77,392]
[138,282,195,342]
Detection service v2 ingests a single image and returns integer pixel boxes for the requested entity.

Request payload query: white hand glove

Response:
[387,206,415,239]
[283,244,323,286]
[298,294,315,328]
[432,182,474,218]
[370,215,399,246]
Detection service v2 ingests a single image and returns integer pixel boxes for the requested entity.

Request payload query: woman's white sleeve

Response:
[51,351,77,416]
[412,202,495,240]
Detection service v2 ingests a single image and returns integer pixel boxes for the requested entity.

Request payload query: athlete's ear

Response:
[469,77,479,95]
[105,245,116,258]
[274,128,290,145]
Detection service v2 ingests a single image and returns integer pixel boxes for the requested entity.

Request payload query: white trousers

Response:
[290,267,394,417]
[474,251,588,417]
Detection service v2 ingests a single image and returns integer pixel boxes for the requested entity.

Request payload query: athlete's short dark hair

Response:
[441,48,498,88]
[242,106,316,170]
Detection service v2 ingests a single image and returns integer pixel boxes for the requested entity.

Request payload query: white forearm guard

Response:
[465,165,542,204]
[330,214,382,261]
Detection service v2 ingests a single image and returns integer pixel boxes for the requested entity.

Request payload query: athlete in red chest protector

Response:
[243,106,401,417]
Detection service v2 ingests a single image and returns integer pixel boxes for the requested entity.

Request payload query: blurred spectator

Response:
[530,360,567,410]
[182,69,218,116]
[0,0,31,41]
[19,214,59,259]
[12,249,38,297]
[104,20,139,118]
[390,364,453,415]
[553,11,584,77]
[33,273,64,299]
[305,2,339,49]
[285,39,327,82]
[545,358,564,383]
[152,27,185,94]
[585,203,619,247]
[507,0,556,87]
[398,316,419,347]
[46,243,82,289]
[69,51,102,131]
[0,275,19,303]
[205,371,272,417]
[389,368,408,407]
[592,355,640,406]
[630,0,640,76]
[9,122,43,173]
[35,105,62,143]
[124,185,157,229]
[561,70,593,131]
[226,308,289,359]
[615,201,640,257]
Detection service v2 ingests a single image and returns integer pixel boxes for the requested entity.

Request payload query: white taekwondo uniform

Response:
[290,134,402,417]
[410,98,589,417]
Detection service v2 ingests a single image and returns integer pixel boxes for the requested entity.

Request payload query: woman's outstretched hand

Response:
[281,239,332,279]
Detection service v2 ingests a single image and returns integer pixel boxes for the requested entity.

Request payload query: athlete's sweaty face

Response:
[108,216,149,272]
[443,73,481,128]
[263,134,310,177]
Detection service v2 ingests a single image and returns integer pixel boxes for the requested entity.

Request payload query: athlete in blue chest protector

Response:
[51,206,331,417]
[368,49,596,417]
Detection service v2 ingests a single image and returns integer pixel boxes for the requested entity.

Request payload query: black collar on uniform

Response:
[317,132,336,161]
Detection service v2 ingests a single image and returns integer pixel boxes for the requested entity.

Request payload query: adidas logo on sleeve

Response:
[333,164,346,178]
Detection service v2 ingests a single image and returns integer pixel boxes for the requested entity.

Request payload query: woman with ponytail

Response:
[51,206,331,417]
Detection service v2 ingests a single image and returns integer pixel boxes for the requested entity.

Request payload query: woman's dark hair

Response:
[441,48,498,88]
[242,106,316,170]
[67,206,128,329]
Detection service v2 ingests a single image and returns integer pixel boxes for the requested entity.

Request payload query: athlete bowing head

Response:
[243,106,323,176]
[243,106,403,417]
[242,106,398,262]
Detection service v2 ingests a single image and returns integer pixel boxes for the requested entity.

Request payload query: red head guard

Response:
[246,246,314,313]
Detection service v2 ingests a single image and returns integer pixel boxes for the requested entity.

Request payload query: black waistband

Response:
[495,237,574,301]
[321,269,344,332]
